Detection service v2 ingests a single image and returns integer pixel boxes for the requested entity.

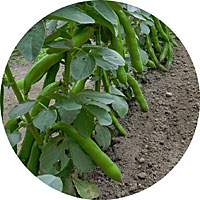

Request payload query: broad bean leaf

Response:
[94,48,125,66]
[86,105,112,126]
[7,131,21,147]
[86,101,110,112]
[62,176,76,196]
[93,0,118,25]
[17,20,45,61]
[139,48,148,65]
[33,109,57,131]
[74,109,95,137]
[40,135,69,175]
[109,86,125,97]
[140,21,150,35]
[58,108,80,125]
[71,54,96,80]
[55,98,82,111]
[72,177,100,199]
[95,57,118,71]
[68,138,95,173]
[80,90,114,104]
[47,40,73,51]
[38,174,63,192]
[112,96,128,118]
[94,124,111,151]
[8,101,35,119]
[48,6,95,24]
[87,11,118,36]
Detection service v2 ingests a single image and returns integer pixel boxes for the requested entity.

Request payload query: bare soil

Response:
[3,39,200,199]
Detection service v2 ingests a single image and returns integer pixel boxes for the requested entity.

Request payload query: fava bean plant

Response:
[1,1,177,199]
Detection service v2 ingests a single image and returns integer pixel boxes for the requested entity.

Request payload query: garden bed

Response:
[3,39,199,199]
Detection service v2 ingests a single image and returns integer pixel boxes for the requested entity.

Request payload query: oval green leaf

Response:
[71,54,96,80]
[38,174,63,192]
[17,20,45,61]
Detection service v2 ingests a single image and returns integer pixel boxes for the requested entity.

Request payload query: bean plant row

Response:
[1,1,177,199]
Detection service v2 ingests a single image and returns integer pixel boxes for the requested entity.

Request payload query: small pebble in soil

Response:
[139,158,145,163]
[166,92,173,97]
[138,172,147,179]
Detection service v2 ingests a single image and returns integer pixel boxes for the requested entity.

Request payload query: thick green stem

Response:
[5,64,43,147]
[63,52,72,93]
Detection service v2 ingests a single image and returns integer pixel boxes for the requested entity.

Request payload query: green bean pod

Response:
[50,122,122,182]
[111,15,127,84]
[73,26,94,48]
[5,117,21,133]
[18,66,60,164]
[27,141,41,175]
[71,79,87,93]
[146,34,167,72]
[23,53,64,95]
[163,24,178,47]
[152,16,169,42]
[116,9,143,74]
[127,73,148,112]
[109,110,127,136]
[166,43,173,68]
[150,25,161,53]
[147,59,156,69]
[160,42,169,62]
[43,62,60,89]
[16,78,24,90]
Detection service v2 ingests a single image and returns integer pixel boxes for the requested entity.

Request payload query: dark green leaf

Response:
[127,5,139,13]
[49,6,95,24]
[140,21,150,35]
[87,11,118,36]
[55,98,82,111]
[68,138,95,173]
[72,177,100,199]
[139,48,148,65]
[74,109,94,137]
[109,86,125,97]
[95,57,118,71]
[93,0,118,25]
[17,21,45,60]
[47,40,73,50]
[8,101,35,119]
[33,109,57,131]
[40,136,69,175]
[80,90,114,104]
[58,108,80,125]
[7,131,21,147]
[86,105,112,126]
[112,96,128,118]
[95,124,111,151]
[86,101,110,112]
[46,20,57,32]
[71,54,96,80]
[62,176,76,196]
[94,48,125,66]
[38,174,63,192]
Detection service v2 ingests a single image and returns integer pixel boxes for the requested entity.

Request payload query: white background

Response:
[0,0,199,199]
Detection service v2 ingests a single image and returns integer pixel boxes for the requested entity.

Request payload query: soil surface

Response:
[3,39,200,199]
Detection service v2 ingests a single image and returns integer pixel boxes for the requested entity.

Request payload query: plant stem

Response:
[5,64,43,147]
[63,52,72,93]
[95,26,102,92]
[0,82,4,121]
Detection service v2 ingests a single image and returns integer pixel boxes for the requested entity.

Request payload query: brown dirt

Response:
[2,39,200,199]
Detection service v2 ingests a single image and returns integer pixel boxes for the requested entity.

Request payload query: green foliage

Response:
[3,1,177,198]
